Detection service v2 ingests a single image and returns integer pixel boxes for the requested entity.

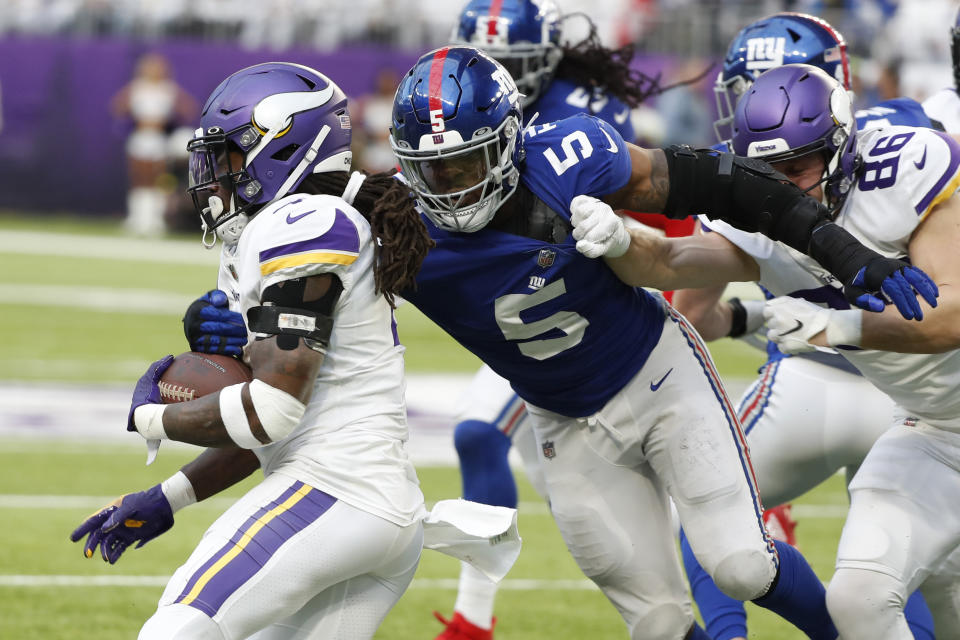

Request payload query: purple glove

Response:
[127,355,174,432]
[69,485,174,564]
[183,289,248,357]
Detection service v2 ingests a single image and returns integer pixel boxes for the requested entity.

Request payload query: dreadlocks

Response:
[555,14,713,109]
[301,170,434,307]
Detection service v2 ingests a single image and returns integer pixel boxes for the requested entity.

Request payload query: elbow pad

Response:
[248,379,306,443]
[661,145,830,253]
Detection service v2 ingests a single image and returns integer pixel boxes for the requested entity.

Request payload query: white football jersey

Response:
[922,87,960,134]
[703,125,960,431]
[217,193,425,526]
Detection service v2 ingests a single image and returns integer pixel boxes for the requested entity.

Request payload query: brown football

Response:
[158,352,253,403]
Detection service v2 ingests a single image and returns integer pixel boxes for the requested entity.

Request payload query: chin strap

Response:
[200,196,224,249]
[341,171,367,205]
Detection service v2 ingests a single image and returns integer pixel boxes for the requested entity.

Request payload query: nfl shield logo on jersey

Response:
[537,249,556,268]
[542,440,556,460]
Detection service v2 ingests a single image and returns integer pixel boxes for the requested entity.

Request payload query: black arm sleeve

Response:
[660,145,828,254]
[660,144,896,291]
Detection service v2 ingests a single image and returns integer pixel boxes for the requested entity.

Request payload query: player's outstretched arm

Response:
[69,448,260,563]
[600,144,939,320]
[570,195,759,290]
[767,194,960,354]
[128,274,339,449]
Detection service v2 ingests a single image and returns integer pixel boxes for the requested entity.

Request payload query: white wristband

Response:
[160,470,197,513]
[825,309,863,348]
[219,382,263,449]
[134,404,168,440]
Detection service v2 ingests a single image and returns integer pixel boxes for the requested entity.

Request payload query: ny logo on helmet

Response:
[746,37,785,70]
[491,68,520,105]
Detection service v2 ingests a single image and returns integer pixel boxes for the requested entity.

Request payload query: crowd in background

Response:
[2,0,958,232]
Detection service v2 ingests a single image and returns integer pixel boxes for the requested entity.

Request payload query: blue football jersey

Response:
[855,97,938,131]
[527,77,635,141]
[404,115,664,417]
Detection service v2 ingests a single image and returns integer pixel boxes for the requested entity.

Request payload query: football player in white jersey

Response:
[571,63,960,639]
[69,62,437,639]
[672,13,938,640]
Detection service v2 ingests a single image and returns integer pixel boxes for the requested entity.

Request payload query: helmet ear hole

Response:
[271,144,301,161]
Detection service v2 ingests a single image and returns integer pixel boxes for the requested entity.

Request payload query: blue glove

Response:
[845,259,939,321]
[127,355,174,432]
[183,289,248,357]
[69,485,174,564]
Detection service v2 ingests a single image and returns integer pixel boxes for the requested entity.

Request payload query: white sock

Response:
[453,561,497,629]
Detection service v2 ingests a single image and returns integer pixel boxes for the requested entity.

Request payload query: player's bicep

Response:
[603,145,669,214]
[247,273,342,403]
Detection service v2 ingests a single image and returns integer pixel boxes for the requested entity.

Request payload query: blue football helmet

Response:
[454,0,562,108]
[732,64,858,215]
[714,12,850,143]
[391,46,523,233]
[187,62,352,246]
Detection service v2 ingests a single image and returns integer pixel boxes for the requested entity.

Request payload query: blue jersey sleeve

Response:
[519,114,633,220]
[528,78,635,141]
[856,97,938,131]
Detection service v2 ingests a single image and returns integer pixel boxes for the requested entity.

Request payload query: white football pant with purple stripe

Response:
[139,473,422,640]
[522,307,776,639]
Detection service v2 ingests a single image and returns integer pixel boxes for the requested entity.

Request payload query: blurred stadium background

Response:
[0,0,955,638]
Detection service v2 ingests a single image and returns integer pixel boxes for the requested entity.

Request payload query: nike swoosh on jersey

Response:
[614,108,630,125]
[650,368,673,391]
[777,320,804,337]
[914,146,927,170]
[286,210,315,224]
[601,128,619,153]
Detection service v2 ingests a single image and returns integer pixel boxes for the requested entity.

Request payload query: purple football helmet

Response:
[732,64,858,214]
[187,62,352,246]
[454,0,562,108]
[714,12,850,144]
[391,46,523,233]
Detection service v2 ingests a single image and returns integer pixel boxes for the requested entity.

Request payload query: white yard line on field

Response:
[0,574,599,590]
[0,230,218,265]
[0,283,194,315]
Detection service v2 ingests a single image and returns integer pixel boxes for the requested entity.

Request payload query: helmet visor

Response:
[417,147,488,196]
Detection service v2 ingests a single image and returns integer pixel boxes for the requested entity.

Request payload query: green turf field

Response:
[0,441,845,639]
[0,215,842,638]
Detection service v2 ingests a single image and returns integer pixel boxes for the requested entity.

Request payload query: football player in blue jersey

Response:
[672,13,941,640]
[435,2,698,637]
[389,45,937,640]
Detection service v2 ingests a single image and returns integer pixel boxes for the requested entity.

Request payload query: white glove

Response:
[570,195,631,258]
[763,296,863,354]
